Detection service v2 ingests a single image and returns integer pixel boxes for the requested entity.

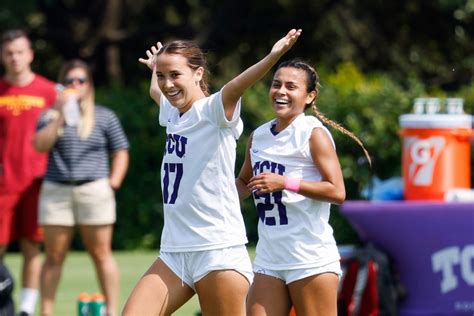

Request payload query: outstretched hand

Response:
[138,42,163,70]
[271,29,302,58]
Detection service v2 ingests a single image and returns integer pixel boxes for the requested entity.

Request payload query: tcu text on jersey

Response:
[162,133,188,204]
[252,160,288,226]
[165,133,188,158]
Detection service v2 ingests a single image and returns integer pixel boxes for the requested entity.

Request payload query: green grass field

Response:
[5,251,201,316]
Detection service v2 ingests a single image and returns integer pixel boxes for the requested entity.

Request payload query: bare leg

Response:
[19,239,42,314]
[19,239,42,288]
[122,258,195,316]
[196,270,249,316]
[288,272,339,316]
[246,273,291,316]
[0,245,6,263]
[40,225,74,316]
[79,224,119,316]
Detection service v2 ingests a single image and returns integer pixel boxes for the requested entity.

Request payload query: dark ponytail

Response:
[276,59,371,166]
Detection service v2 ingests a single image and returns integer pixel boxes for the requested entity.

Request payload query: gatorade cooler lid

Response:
[399,114,473,129]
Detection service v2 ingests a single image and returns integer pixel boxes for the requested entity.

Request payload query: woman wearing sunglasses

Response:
[33,59,129,316]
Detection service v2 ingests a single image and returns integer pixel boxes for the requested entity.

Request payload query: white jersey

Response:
[250,113,340,270]
[158,89,248,252]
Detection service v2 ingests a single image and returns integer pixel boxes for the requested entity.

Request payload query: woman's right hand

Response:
[138,42,163,70]
[139,42,163,105]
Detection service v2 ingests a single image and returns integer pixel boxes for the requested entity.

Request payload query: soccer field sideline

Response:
[5,251,201,316]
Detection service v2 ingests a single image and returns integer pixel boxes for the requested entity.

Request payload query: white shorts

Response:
[253,260,342,284]
[160,245,253,291]
[39,178,116,226]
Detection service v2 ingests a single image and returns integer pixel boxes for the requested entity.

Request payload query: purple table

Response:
[341,201,474,316]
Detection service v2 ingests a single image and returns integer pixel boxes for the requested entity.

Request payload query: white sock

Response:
[20,288,39,314]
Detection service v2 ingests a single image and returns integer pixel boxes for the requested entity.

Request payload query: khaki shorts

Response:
[39,178,116,226]
[160,245,254,291]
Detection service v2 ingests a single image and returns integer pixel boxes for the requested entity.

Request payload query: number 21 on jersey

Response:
[253,160,288,226]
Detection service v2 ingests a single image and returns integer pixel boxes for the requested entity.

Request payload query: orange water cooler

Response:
[399,110,473,200]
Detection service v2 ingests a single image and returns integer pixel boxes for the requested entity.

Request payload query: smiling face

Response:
[155,53,204,112]
[269,67,316,124]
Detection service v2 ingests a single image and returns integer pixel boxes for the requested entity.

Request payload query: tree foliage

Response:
[1,0,473,248]
[2,0,473,89]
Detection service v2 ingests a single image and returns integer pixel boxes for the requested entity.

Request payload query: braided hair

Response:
[276,59,371,165]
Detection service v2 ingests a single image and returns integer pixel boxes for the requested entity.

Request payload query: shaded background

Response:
[1,0,473,249]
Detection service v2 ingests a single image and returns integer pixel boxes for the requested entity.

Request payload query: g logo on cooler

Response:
[410,140,432,164]
[405,136,445,186]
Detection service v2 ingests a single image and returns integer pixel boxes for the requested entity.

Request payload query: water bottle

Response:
[62,88,81,126]
[90,293,107,316]
[77,292,91,316]
[413,97,426,114]
[425,97,440,114]
[445,98,464,114]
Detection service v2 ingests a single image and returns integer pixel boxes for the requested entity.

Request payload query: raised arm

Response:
[33,110,64,152]
[138,42,163,106]
[222,29,302,120]
[33,91,69,152]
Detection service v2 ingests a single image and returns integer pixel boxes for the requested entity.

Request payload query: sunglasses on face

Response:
[63,77,88,85]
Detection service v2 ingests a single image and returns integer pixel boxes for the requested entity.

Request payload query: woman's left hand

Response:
[270,29,302,58]
[247,172,285,194]
[109,178,120,191]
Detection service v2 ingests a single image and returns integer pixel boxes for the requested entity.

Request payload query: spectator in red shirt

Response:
[0,29,56,316]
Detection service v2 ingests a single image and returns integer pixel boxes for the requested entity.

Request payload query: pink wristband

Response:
[284,177,301,192]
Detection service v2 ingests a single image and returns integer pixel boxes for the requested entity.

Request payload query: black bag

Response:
[338,244,405,316]
[0,264,15,316]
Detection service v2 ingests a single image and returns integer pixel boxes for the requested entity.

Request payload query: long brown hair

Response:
[276,59,371,166]
[58,59,95,139]
[157,40,210,96]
